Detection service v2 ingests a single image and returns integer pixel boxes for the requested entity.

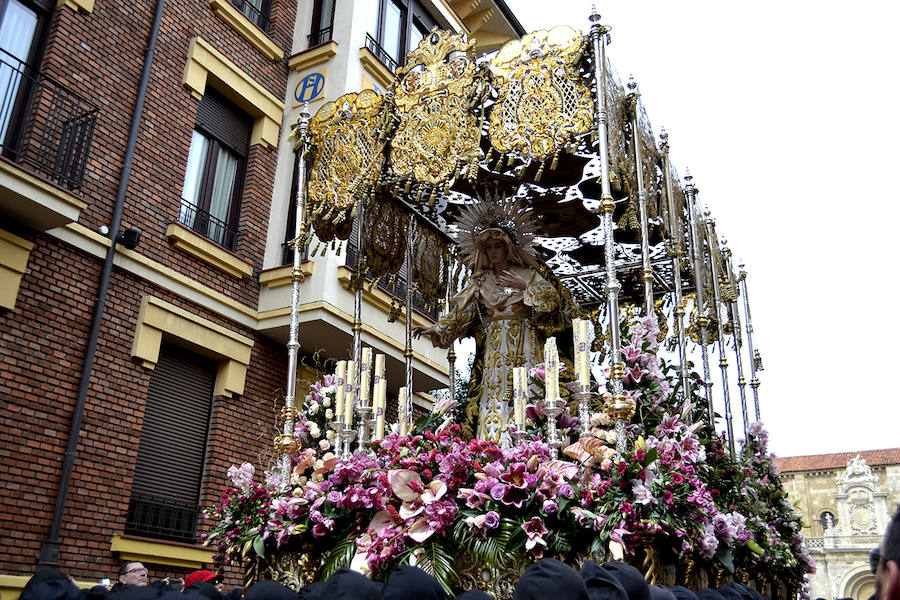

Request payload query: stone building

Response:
[0,0,523,597]
[775,449,900,600]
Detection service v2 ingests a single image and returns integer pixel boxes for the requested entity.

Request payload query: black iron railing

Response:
[281,239,309,265]
[230,0,269,31]
[365,33,399,72]
[308,27,333,48]
[178,202,239,251]
[1,48,98,191]
[346,239,440,321]
[125,493,198,544]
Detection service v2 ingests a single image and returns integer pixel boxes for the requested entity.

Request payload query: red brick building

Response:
[0,0,524,594]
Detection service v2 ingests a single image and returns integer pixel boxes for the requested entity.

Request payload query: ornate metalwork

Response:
[363,194,407,279]
[412,223,448,306]
[488,26,593,163]
[390,30,483,190]
[456,555,531,600]
[307,90,388,241]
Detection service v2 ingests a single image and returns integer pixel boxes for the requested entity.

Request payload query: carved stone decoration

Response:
[389,30,482,191]
[488,26,593,163]
[833,455,890,537]
[307,90,388,241]
[363,194,407,279]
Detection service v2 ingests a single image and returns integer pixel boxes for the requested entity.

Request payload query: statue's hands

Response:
[411,325,431,340]
[498,269,528,291]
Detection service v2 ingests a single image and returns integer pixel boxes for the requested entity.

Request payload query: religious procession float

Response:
[203,11,814,600]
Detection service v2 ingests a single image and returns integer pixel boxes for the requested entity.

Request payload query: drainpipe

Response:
[37,0,166,569]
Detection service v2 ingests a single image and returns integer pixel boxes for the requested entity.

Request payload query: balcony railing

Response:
[346,239,440,321]
[365,33,399,72]
[178,201,239,251]
[230,0,269,32]
[1,48,98,191]
[125,493,198,544]
[308,27,333,48]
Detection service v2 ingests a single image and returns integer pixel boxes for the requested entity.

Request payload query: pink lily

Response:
[522,517,548,556]
[388,469,447,519]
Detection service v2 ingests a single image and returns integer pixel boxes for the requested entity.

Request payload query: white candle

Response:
[575,319,591,387]
[374,354,386,439]
[334,360,347,423]
[544,337,559,402]
[398,386,408,436]
[359,347,372,407]
[344,360,355,426]
[512,367,522,426]
[519,366,529,425]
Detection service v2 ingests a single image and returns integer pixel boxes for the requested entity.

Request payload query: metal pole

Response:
[626,76,653,317]
[589,9,629,454]
[704,217,735,459]
[739,265,762,421]
[279,105,312,475]
[659,130,691,405]
[404,214,416,425]
[352,202,366,370]
[684,172,714,427]
[723,246,749,441]
[445,257,456,399]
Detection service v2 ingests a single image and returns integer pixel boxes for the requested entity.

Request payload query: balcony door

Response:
[0,0,40,142]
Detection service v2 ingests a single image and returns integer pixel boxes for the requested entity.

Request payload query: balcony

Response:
[0,49,97,231]
[364,33,399,72]
[308,27,333,48]
[125,492,199,544]
[177,201,239,251]
[229,0,269,32]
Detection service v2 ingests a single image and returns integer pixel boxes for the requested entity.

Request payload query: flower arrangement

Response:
[203,314,813,596]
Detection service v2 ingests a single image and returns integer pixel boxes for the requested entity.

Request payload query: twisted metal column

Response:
[404,214,417,425]
[660,130,691,405]
[445,258,455,398]
[723,246,749,441]
[279,104,311,476]
[589,10,629,454]
[352,199,367,371]
[738,265,762,421]
[704,216,735,458]
[626,76,654,316]
[684,172,714,427]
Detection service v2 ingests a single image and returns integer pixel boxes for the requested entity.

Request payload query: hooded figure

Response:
[581,561,628,600]
[381,566,447,600]
[513,559,589,600]
[303,568,380,600]
[719,584,752,600]
[601,562,650,600]
[241,581,298,600]
[650,585,677,600]
[453,592,493,600]
[671,586,700,600]
[19,570,82,600]
[697,589,728,600]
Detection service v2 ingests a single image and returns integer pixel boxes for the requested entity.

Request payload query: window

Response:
[308,0,335,48]
[230,0,269,31]
[125,343,216,543]
[179,88,250,251]
[367,0,436,71]
[0,0,48,145]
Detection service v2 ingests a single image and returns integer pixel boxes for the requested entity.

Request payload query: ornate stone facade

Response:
[775,449,900,600]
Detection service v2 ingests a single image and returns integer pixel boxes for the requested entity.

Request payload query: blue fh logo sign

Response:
[295,72,325,103]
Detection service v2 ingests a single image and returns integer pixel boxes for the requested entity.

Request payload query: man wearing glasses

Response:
[875,508,900,600]
[115,562,148,588]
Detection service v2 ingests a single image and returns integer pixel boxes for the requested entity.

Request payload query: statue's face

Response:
[482,238,508,268]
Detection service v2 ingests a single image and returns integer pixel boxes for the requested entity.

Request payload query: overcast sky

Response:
[504,1,900,457]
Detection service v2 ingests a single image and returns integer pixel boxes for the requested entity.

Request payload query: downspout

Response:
[37,0,166,569]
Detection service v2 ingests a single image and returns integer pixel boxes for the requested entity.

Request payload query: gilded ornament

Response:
[307,90,388,241]
[389,30,483,190]
[488,26,593,162]
[362,195,407,279]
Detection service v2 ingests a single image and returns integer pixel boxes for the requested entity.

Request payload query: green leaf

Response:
[320,535,357,581]
[252,534,266,558]
[716,547,735,573]
[746,540,765,556]
[644,447,658,465]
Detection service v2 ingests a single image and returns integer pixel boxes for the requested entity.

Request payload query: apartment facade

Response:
[0,0,523,594]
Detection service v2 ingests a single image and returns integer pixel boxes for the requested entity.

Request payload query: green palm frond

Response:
[396,540,457,597]
[319,535,356,581]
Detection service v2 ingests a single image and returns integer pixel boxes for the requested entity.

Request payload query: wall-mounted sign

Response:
[294,71,326,105]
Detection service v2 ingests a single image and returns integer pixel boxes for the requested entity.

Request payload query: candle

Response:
[398,386,408,436]
[334,360,347,423]
[544,337,559,402]
[359,347,372,407]
[374,354,386,439]
[574,319,591,387]
[512,366,522,427]
[344,360,356,426]
[518,366,529,426]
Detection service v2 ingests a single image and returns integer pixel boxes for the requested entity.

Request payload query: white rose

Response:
[322,397,331,408]
[309,423,321,438]
[319,439,330,451]
[308,401,320,415]
[326,429,335,441]
[325,409,334,420]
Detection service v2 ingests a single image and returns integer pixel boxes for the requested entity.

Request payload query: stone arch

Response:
[838,565,875,600]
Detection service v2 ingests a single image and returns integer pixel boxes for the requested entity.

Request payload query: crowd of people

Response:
[16,507,900,600]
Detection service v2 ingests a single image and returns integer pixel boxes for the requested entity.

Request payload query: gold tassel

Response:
[535,161,544,182]
[550,151,559,171]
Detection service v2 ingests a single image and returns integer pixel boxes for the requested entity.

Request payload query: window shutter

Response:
[195,88,251,156]
[127,343,215,541]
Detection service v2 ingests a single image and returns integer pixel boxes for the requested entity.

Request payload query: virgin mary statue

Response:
[414,198,574,441]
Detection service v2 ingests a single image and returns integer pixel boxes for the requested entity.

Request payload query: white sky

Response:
[501,0,900,457]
